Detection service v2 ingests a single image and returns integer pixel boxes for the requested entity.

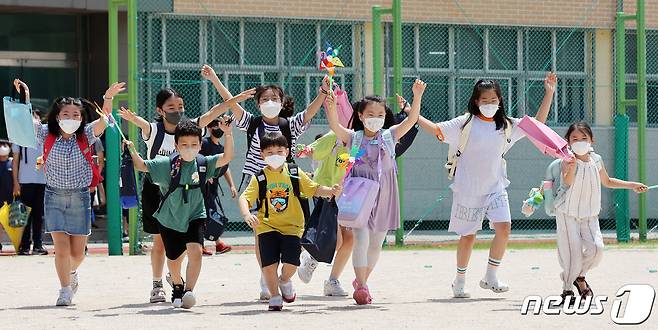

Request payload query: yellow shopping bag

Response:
[0,202,25,252]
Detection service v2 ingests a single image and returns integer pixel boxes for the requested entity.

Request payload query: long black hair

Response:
[154,88,183,122]
[466,79,511,131]
[254,85,295,118]
[350,96,396,132]
[46,97,93,136]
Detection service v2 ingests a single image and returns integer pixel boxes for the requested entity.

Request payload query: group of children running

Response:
[8,64,648,311]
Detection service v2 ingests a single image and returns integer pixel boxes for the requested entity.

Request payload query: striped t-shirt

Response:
[236,111,309,176]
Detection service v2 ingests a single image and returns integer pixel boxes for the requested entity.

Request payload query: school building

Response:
[1,0,656,227]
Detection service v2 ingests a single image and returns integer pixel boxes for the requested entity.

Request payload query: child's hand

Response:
[631,182,648,193]
[331,184,343,197]
[228,88,256,104]
[13,79,30,100]
[412,79,427,97]
[243,213,259,229]
[104,82,126,112]
[118,107,138,123]
[13,182,21,197]
[396,94,411,113]
[218,115,233,132]
[124,140,136,153]
[325,91,337,112]
[544,72,557,93]
[201,65,218,81]
[230,186,238,199]
[321,76,332,94]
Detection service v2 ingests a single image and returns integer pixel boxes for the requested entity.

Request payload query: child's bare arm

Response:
[125,141,148,173]
[239,197,259,229]
[313,184,342,198]
[562,157,576,186]
[599,163,647,192]
[215,116,234,168]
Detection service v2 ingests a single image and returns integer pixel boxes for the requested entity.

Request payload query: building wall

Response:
[174,0,658,29]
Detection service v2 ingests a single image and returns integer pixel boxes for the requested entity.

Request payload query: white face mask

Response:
[479,103,499,118]
[0,146,10,156]
[570,141,591,156]
[179,147,198,162]
[260,101,282,119]
[59,119,81,134]
[363,117,385,132]
[264,154,286,169]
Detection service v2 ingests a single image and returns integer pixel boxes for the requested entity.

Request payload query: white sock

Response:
[454,267,467,287]
[485,258,501,282]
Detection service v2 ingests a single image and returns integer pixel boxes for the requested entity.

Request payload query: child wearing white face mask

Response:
[415,73,557,298]
[239,131,342,311]
[554,121,646,305]
[0,139,11,253]
[127,117,240,309]
[200,64,329,300]
[14,78,124,306]
[326,79,426,305]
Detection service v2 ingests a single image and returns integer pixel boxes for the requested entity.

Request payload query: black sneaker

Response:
[17,249,31,256]
[32,247,48,255]
[171,284,185,308]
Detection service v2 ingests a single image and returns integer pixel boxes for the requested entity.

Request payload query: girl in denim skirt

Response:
[14,79,125,306]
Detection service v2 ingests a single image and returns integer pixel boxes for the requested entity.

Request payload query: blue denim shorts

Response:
[44,186,92,236]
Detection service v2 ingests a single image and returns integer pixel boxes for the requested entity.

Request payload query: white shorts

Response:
[448,190,511,236]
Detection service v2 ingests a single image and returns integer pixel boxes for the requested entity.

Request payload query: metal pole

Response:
[127,0,140,254]
[107,0,123,255]
[636,0,647,241]
[372,6,383,95]
[392,0,404,246]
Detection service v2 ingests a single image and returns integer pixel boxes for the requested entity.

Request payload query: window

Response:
[0,13,77,52]
[556,31,584,72]
[422,75,450,121]
[456,28,483,70]
[284,24,316,67]
[166,19,199,63]
[489,29,517,71]
[321,24,353,67]
[208,20,240,65]
[419,25,449,69]
[526,30,552,72]
[244,22,276,66]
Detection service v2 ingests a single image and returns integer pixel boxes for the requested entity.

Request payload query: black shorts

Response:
[258,231,301,268]
[159,218,205,260]
[141,178,162,234]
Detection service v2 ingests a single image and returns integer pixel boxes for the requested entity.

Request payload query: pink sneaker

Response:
[353,287,372,305]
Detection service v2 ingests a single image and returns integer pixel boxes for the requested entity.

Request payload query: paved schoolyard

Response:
[1,248,656,329]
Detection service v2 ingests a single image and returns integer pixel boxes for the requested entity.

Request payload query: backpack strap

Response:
[287,163,301,198]
[195,154,208,196]
[42,133,57,166]
[278,117,294,163]
[380,129,396,158]
[255,168,269,219]
[150,122,166,160]
[246,116,263,158]
[446,115,473,180]
[351,130,364,157]
[76,134,103,187]
[501,119,513,158]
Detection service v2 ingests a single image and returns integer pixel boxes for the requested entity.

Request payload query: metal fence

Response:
[133,6,658,243]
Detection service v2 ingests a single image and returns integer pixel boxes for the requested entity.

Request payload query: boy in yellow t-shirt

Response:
[239,132,341,312]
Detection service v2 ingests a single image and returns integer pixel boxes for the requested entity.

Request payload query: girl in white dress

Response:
[555,121,646,304]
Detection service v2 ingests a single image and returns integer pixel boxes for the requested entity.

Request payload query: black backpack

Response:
[254,163,310,221]
[149,122,167,160]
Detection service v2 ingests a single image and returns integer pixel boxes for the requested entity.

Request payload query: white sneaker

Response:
[56,287,73,306]
[172,298,183,308]
[279,279,296,303]
[259,276,271,301]
[452,283,471,298]
[181,291,196,309]
[324,279,348,296]
[297,251,318,284]
[480,279,509,293]
[70,272,79,295]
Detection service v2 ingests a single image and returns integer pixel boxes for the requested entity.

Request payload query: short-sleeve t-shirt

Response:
[437,115,526,195]
[309,132,348,187]
[145,154,220,232]
[235,111,309,176]
[12,145,46,184]
[200,137,228,178]
[241,164,319,237]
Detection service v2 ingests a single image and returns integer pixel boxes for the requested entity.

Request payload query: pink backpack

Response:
[324,85,354,128]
